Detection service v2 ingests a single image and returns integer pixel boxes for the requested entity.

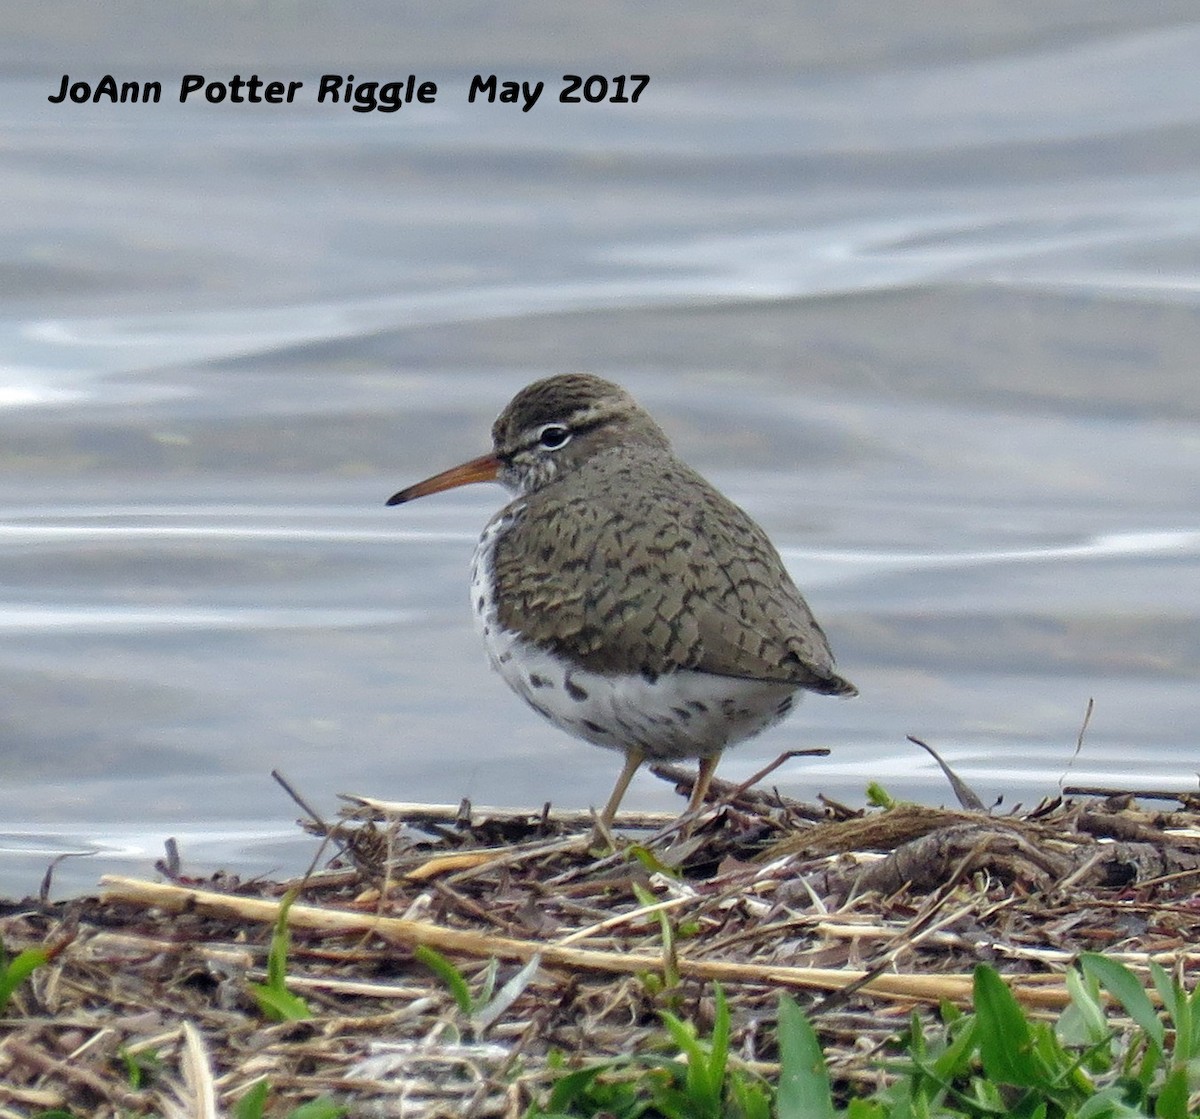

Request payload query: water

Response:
[2,3,1199,897]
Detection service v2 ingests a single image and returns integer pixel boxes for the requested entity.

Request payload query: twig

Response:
[1062,786,1199,801]
[1058,698,1094,791]
[341,794,676,830]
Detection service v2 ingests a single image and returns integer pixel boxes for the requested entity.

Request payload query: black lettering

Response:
[93,75,119,103]
[112,79,161,103]
[352,80,381,113]
[559,74,649,105]
[376,80,405,113]
[468,74,497,102]
[560,74,582,103]
[317,74,344,103]
[521,80,544,111]
[48,74,68,103]
[179,75,204,102]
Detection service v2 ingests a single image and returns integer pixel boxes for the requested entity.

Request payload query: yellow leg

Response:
[599,749,645,828]
[686,753,722,814]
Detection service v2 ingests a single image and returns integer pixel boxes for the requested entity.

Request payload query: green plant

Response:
[415,943,541,1037]
[119,1043,164,1090]
[776,959,1200,1118]
[234,1078,347,1119]
[1067,952,1200,1116]
[864,782,895,809]
[0,935,50,1013]
[633,881,681,993]
[415,943,498,1017]
[248,889,311,1022]
[530,982,771,1118]
[530,957,1200,1118]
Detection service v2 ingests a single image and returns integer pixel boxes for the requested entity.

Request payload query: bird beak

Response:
[386,452,501,506]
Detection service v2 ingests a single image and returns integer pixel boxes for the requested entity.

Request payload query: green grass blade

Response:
[659,1010,715,1105]
[846,1101,887,1118]
[707,983,730,1092]
[1154,1065,1189,1119]
[1185,984,1200,1060]
[249,889,311,1020]
[1065,963,1111,1050]
[234,1078,271,1119]
[267,890,299,990]
[543,1065,605,1112]
[634,882,679,990]
[1079,953,1164,1055]
[0,945,50,1011]
[1148,961,1176,1013]
[776,995,835,1119]
[414,944,475,1015]
[1173,981,1194,1061]
[730,1072,772,1119]
[973,965,1042,1088]
[905,1008,929,1062]
[932,1013,979,1083]
[627,844,681,878]
[250,982,312,1022]
[287,1098,349,1119]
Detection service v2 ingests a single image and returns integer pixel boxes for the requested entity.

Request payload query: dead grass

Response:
[3,767,1200,1117]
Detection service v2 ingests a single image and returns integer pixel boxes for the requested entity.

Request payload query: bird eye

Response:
[537,424,572,449]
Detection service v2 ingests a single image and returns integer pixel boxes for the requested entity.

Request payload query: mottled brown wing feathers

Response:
[492,452,855,694]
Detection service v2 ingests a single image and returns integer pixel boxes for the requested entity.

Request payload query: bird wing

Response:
[490,456,855,694]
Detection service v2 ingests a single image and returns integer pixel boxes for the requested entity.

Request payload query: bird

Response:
[387,373,855,828]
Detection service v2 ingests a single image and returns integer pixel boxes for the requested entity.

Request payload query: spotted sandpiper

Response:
[388,374,856,827]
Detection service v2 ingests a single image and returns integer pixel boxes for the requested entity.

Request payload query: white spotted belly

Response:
[470,514,799,761]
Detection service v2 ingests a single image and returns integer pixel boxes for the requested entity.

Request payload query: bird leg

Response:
[686,753,722,814]
[598,749,645,829]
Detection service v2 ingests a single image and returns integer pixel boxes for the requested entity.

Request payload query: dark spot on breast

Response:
[776,695,794,716]
[687,700,709,714]
[582,719,610,736]
[672,706,693,721]
[528,673,551,689]
[565,676,589,702]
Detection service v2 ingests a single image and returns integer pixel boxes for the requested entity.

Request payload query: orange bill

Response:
[386,452,501,506]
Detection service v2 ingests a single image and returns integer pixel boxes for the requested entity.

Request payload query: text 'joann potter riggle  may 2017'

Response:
[47,73,651,113]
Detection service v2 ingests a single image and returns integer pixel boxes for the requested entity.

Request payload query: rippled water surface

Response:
[2,4,1199,896]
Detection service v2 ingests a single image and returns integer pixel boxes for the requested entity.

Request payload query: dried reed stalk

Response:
[99,875,1073,1008]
